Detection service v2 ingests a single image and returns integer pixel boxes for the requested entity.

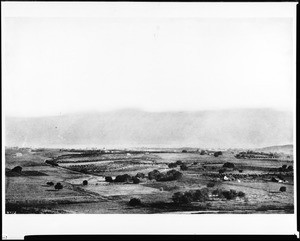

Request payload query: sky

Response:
[3,16,294,117]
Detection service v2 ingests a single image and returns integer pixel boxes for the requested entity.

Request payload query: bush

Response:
[200,150,206,155]
[11,166,22,173]
[219,168,226,174]
[214,151,223,157]
[222,189,238,200]
[207,182,215,188]
[237,191,246,197]
[168,163,177,168]
[83,180,88,185]
[45,160,58,167]
[180,164,188,171]
[46,181,54,186]
[176,161,183,165]
[54,182,63,190]
[129,198,141,206]
[135,172,145,178]
[172,188,210,204]
[182,150,187,153]
[223,162,235,168]
[156,170,183,182]
[105,176,113,183]
[282,165,287,170]
[279,186,287,192]
[132,176,140,184]
[239,169,243,173]
[287,166,293,172]
[148,170,161,180]
[114,174,132,183]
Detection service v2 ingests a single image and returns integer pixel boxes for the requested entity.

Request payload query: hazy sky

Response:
[3,16,294,117]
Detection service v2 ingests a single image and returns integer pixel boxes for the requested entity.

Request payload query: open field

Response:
[5,147,294,214]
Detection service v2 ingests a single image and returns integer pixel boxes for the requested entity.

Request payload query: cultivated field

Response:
[5,147,294,214]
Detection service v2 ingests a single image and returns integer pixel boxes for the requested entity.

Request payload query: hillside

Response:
[5,108,293,149]
[256,144,293,154]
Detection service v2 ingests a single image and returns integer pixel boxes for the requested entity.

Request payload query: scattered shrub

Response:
[176,161,183,165]
[83,180,88,185]
[222,189,238,200]
[237,191,246,197]
[135,172,145,179]
[279,186,287,192]
[45,160,58,167]
[54,182,63,190]
[223,162,235,168]
[46,181,54,186]
[11,166,22,173]
[214,151,223,157]
[114,174,132,183]
[105,176,113,183]
[168,163,177,168]
[132,176,140,184]
[148,170,161,180]
[129,198,141,206]
[172,188,210,204]
[156,170,183,182]
[180,164,188,171]
[207,182,215,188]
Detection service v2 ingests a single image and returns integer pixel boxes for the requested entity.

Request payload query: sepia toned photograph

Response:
[2,2,297,239]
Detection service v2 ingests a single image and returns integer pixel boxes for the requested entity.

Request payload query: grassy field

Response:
[5,147,294,214]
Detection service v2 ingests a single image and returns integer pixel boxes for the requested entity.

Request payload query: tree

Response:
[83,180,88,185]
[46,181,54,186]
[132,176,140,184]
[223,162,235,168]
[11,166,22,173]
[279,186,286,192]
[105,176,113,182]
[54,182,63,190]
[129,198,141,206]
[180,164,188,171]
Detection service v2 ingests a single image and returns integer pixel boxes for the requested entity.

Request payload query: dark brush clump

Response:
[128,198,142,206]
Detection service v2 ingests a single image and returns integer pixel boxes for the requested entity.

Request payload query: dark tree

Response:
[279,186,287,192]
[105,176,113,182]
[180,164,188,171]
[223,162,235,168]
[128,198,142,206]
[132,176,140,184]
[182,150,187,153]
[11,166,22,173]
[135,172,145,179]
[168,163,177,168]
[46,181,54,186]
[54,182,63,190]
[83,180,88,185]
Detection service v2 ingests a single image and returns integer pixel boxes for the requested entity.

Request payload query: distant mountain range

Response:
[5,108,293,149]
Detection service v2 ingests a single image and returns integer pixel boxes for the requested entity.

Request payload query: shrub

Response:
[279,186,287,192]
[219,168,226,174]
[11,166,22,173]
[237,191,246,197]
[83,180,88,185]
[148,170,161,180]
[168,163,177,168]
[182,150,187,153]
[193,188,210,202]
[239,169,243,173]
[282,165,287,170]
[135,172,145,178]
[287,166,293,172]
[45,160,58,167]
[212,189,224,197]
[207,182,215,188]
[105,176,113,183]
[214,151,223,157]
[114,174,132,183]
[172,192,192,204]
[180,164,188,171]
[223,162,235,168]
[176,161,183,165]
[222,189,238,200]
[200,150,206,155]
[54,182,63,190]
[46,181,54,186]
[128,198,141,206]
[132,176,140,184]
[172,188,210,204]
